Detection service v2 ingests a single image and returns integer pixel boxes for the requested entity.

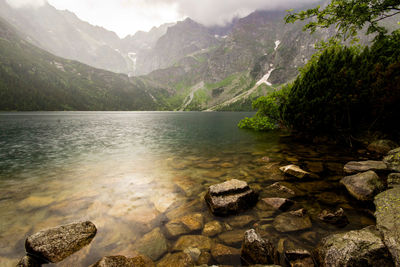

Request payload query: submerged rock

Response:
[241,229,278,265]
[157,252,194,267]
[315,226,394,266]
[165,213,204,238]
[263,182,296,199]
[273,210,312,233]
[17,255,42,267]
[340,170,385,201]
[279,164,310,179]
[90,255,154,267]
[218,229,246,246]
[384,147,400,172]
[368,140,398,155]
[204,179,258,216]
[285,249,314,267]
[202,221,223,237]
[25,221,97,263]
[135,228,167,261]
[211,243,240,265]
[260,197,294,211]
[374,186,400,265]
[318,208,349,227]
[343,160,387,174]
[173,235,213,252]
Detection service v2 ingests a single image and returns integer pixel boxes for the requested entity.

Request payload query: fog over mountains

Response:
[0,0,397,111]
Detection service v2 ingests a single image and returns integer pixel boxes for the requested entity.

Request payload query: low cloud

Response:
[152,0,323,26]
[6,0,46,8]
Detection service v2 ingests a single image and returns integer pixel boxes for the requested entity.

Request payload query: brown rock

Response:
[241,229,278,265]
[173,235,213,251]
[211,243,240,265]
[340,171,385,201]
[344,161,387,174]
[285,249,315,267]
[25,221,97,263]
[280,165,310,179]
[157,252,194,267]
[205,179,258,216]
[273,210,312,233]
[368,140,398,155]
[260,198,294,211]
[202,221,223,237]
[318,208,349,227]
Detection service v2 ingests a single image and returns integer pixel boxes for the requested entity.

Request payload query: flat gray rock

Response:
[340,170,385,201]
[25,221,97,263]
[279,164,310,179]
[344,160,387,174]
[205,179,258,216]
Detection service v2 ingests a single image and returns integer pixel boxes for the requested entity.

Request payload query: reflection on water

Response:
[0,112,374,266]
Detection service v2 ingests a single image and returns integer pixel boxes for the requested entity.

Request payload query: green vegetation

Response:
[238,86,289,130]
[241,0,400,141]
[285,0,400,41]
[0,18,160,111]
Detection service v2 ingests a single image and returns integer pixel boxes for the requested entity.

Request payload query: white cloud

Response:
[7,0,322,37]
[6,0,46,8]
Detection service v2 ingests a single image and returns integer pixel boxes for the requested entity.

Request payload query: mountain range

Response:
[0,0,397,111]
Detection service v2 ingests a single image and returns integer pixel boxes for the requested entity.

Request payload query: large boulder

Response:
[204,179,258,216]
[315,226,394,267]
[241,229,278,265]
[340,170,385,201]
[344,160,387,174]
[375,187,400,266]
[368,140,398,155]
[273,209,312,233]
[25,221,97,263]
[384,147,400,172]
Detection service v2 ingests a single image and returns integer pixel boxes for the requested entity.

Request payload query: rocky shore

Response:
[16,140,400,266]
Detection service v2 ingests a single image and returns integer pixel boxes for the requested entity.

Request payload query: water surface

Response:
[0,112,374,266]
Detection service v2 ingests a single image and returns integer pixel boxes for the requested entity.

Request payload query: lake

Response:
[0,112,374,266]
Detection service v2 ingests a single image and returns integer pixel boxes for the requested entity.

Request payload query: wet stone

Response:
[205,179,258,216]
[340,170,385,201]
[211,243,240,265]
[218,229,246,246]
[388,173,400,188]
[25,221,97,263]
[135,227,167,261]
[173,235,213,252]
[273,210,312,233]
[318,208,349,227]
[241,229,278,265]
[316,192,347,205]
[197,251,211,265]
[220,162,235,168]
[90,255,154,267]
[17,255,42,267]
[384,147,400,172]
[279,165,310,179]
[229,215,256,228]
[285,249,314,267]
[259,198,294,211]
[202,221,223,237]
[157,252,194,267]
[183,247,201,262]
[343,160,387,174]
[263,182,295,198]
[367,140,398,155]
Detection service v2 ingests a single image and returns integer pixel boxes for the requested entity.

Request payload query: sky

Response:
[6,0,321,38]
